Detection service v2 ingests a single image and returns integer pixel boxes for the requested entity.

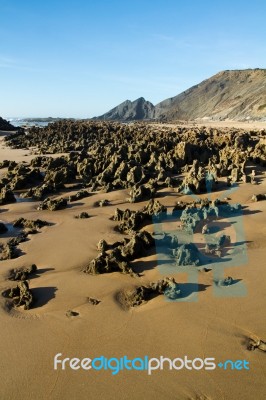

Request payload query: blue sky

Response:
[0,0,265,118]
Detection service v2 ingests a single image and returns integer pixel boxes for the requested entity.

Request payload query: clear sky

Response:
[0,0,265,118]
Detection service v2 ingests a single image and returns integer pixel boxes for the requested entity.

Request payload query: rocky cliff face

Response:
[95,69,266,122]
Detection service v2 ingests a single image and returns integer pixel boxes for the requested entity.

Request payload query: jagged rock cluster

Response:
[251,137,266,167]
[6,280,34,310]
[0,231,30,260]
[176,198,241,234]
[0,219,49,260]
[173,243,201,266]
[0,187,16,205]
[13,217,49,233]
[0,242,18,260]
[38,197,68,211]
[94,199,110,207]
[83,230,154,275]
[117,277,180,309]
[113,199,167,233]
[204,235,231,257]
[8,264,37,281]
[69,189,91,202]
[4,121,264,203]
[75,212,90,219]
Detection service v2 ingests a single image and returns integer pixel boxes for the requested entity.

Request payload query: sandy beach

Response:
[0,121,265,400]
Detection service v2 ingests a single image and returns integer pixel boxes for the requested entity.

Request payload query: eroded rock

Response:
[7,280,34,310]
[38,197,68,211]
[75,212,90,219]
[117,277,180,309]
[0,187,16,205]
[173,243,200,266]
[8,264,37,281]
[84,230,154,275]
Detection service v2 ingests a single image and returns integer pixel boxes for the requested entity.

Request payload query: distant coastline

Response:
[7,117,74,128]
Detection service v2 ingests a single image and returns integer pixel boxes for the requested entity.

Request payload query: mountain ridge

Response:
[95,69,266,122]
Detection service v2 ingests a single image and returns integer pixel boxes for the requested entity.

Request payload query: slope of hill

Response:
[95,69,266,122]
[95,97,155,121]
[155,69,266,121]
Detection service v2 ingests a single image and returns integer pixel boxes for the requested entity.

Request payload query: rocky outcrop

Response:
[5,121,264,202]
[113,208,146,233]
[95,199,110,207]
[0,222,8,234]
[83,230,154,275]
[7,280,34,310]
[75,212,90,219]
[173,243,201,266]
[0,117,18,131]
[13,217,49,232]
[8,264,37,281]
[38,197,68,211]
[252,193,266,202]
[0,242,19,260]
[0,187,16,205]
[69,190,91,202]
[117,277,180,309]
[113,199,167,233]
[129,183,156,203]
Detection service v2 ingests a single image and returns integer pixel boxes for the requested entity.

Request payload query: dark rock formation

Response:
[4,120,264,203]
[75,212,90,219]
[69,190,91,202]
[113,199,167,234]
[0,187,16,205]
[13,217,49,232]
[95,199,110,207]
[8,280,34,310]
[252,193,266,202]
[141,199,167,216]
[173,243,201,266]
[84,230,154,275]
[129,183,156,203]
[8,264,37,281]
[117,277,180,309]
[0,222,8,233]
[0,117,18,131]
[0,242,19,260]
[38,197,68,211]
